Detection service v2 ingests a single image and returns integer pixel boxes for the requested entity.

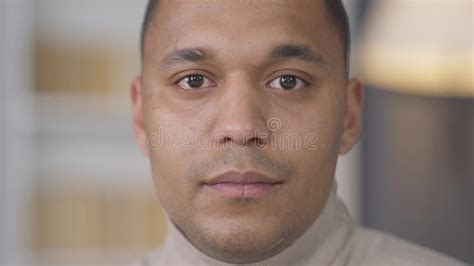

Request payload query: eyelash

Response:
[266,74,310,91]
[174,73,310,91]
[175,74,215,90]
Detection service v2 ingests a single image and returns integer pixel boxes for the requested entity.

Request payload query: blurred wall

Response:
[1,0,36,264]
[363,89,474,262]
[359,0,473,262]
[1,2,5,263]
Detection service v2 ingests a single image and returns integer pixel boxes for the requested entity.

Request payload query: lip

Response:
[203,170,284,198]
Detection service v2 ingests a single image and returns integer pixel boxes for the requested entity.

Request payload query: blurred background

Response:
[0,0,472,264]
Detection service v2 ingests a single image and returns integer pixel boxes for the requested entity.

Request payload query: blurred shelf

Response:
[35,92,152,189]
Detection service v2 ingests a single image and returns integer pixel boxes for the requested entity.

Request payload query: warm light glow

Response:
[358,0,473,97]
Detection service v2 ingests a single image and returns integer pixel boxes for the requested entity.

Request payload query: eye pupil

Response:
[187,75,204,88]
[280,75,297,90]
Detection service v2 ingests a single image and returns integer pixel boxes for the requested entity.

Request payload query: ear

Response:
[131,76,150,157]
[339,78,364,154]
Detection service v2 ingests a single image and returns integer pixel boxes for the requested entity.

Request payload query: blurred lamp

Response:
[358,0,473,97]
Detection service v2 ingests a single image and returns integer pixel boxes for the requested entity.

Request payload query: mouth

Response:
[202,170,284,198]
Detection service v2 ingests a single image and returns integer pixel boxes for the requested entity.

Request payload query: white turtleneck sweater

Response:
[131,186,464,265]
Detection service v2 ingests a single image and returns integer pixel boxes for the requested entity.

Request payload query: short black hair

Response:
[140,0,350,63]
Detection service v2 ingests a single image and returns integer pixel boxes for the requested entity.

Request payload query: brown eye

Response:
[280,75,297,90]
[177,74,215,90]
[268,74,307,91]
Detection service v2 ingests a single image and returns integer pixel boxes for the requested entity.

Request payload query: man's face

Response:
[132,0,362,263]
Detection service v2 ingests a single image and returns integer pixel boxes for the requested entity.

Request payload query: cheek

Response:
[275,100,342,156]
[274,126,337,223]
[271,105,341,195]
[144,110,203,207]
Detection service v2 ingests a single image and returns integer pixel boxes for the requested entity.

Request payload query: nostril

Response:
[222,136,233,143]
[256,137,267,148]
[245,135,267,146]
[219,134,267,147]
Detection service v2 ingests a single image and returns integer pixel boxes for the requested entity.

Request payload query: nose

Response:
[212,75,270,147]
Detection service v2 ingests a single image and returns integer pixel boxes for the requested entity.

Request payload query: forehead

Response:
[157,0,324,26]
[144,0,342,68]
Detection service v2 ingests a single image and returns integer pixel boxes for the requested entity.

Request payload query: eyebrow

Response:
[270,43,326,67]
[160,47,213,67]
[159,43,326,68]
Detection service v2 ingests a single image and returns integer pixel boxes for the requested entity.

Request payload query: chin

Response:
[188,215,294,263]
